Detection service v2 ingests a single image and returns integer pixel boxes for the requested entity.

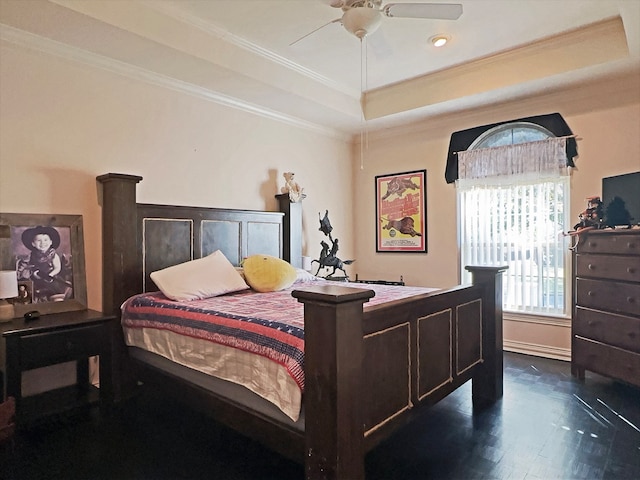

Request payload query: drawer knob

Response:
[587,291,595,296]
[628,243,636,249]
[588,264,595,270]
[629,267,636,274]
[589,242,597,248]
[628,297,635,304]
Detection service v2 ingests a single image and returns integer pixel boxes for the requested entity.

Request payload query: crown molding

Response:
[0,24,349,141]
[141,0,358,98]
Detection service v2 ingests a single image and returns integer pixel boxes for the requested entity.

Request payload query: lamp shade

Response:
[0,270,19,299]
[302,256,313,272]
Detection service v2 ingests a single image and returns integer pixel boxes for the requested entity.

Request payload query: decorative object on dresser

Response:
[0,213,87,317]
[0,309,115,425]
[0,271,18,322]
[571,229,640,388]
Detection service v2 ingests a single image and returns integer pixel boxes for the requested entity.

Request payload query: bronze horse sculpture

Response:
[312,240,355,277]
[313,211,355,278]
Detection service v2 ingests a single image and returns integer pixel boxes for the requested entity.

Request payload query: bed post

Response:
[276,194,303,268]
[465,265,508,408]
[292,285,375,480]
[97,173,143,401]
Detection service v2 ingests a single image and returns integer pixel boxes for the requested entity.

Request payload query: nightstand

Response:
[0,309,115,425]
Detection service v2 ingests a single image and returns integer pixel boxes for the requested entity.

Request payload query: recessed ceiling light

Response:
[430,35,450,47]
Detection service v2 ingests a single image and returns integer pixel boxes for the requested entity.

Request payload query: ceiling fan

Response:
[291,1,463,45]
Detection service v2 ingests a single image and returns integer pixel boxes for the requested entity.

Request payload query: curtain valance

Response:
[457,137,569,187]
[445,113,577,184]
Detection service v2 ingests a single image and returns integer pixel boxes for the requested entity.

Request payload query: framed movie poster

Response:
[375,170,427,253]
[0,213,87,317]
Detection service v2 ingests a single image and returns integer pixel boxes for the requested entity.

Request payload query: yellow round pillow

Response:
[242,254,297,292]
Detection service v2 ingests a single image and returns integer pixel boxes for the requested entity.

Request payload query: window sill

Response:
[504,311,571,327]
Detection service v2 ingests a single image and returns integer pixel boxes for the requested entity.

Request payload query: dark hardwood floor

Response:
[2,352,639,480]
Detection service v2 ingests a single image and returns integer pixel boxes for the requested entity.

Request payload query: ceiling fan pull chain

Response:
[360,35,369,170]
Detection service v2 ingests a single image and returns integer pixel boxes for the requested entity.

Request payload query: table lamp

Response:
[302,256,313,273]
[0,270,19,322]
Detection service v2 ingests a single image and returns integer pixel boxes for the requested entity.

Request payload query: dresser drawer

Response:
[574,307,640,353]
[578,233,639,255]
[19,324,108,369]
[576,278,640,317]
[576,254,640,282]
[573,337,640,387]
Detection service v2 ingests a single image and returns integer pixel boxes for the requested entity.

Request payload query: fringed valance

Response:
[445,113,577,184]
[457,137,570,187]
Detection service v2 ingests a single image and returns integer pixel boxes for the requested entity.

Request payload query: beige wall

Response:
[353,71,640,359]
[1,33,639,382]
[0,40,355,393]
[0,41,355,315]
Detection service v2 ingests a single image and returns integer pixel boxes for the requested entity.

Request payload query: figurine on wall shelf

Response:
[311,210,354,279]
[280,172,305,203]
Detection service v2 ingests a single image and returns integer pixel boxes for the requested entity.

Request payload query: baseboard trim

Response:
[504,339,571,362]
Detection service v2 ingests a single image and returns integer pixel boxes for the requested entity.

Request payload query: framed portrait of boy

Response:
[14,280,33,305]
[0,213,87,317]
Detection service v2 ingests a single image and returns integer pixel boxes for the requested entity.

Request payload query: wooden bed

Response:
[97,173,507,480]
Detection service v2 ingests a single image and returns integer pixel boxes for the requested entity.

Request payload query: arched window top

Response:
[445,113,577,183]
[469,122,554,150]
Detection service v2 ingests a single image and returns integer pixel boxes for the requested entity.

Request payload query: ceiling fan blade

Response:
[289,18,342,46]
[382,3,463,20]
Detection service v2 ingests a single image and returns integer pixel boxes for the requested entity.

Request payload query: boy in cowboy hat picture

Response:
[19,226,72,302]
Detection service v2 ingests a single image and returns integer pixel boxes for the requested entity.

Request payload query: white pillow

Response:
[150,250,249,301]
[295,268,318,282]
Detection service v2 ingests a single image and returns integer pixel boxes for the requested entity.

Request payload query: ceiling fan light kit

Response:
[293,2,463,44]
[342,7,383,38]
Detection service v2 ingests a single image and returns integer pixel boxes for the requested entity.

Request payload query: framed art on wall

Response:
[375,169,427,253]
[0,213,87,317]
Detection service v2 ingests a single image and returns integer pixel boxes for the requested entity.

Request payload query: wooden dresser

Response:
[571,229,640,387]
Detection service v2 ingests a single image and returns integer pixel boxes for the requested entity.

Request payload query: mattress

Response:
[121,279,437,421]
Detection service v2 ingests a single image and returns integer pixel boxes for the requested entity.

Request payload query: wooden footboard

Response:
[293,266,506,479]
[97,173,506,480]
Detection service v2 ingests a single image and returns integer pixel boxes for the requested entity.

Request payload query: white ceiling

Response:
[1,0,639,136]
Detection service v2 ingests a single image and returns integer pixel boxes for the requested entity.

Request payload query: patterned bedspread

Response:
[121,280,438,397]
[122,287,307,390]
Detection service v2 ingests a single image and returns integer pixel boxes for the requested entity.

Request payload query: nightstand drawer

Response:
[576,254,640,282]
[19,324,107,369]
[576,278,640,317]
[574,307,640,353]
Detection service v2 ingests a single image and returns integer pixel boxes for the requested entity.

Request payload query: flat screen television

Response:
[602,171,640,227]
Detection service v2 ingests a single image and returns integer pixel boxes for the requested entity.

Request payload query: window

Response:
[457,123,570,316]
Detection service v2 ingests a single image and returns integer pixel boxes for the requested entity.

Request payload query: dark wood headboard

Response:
[97,173,285,317]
